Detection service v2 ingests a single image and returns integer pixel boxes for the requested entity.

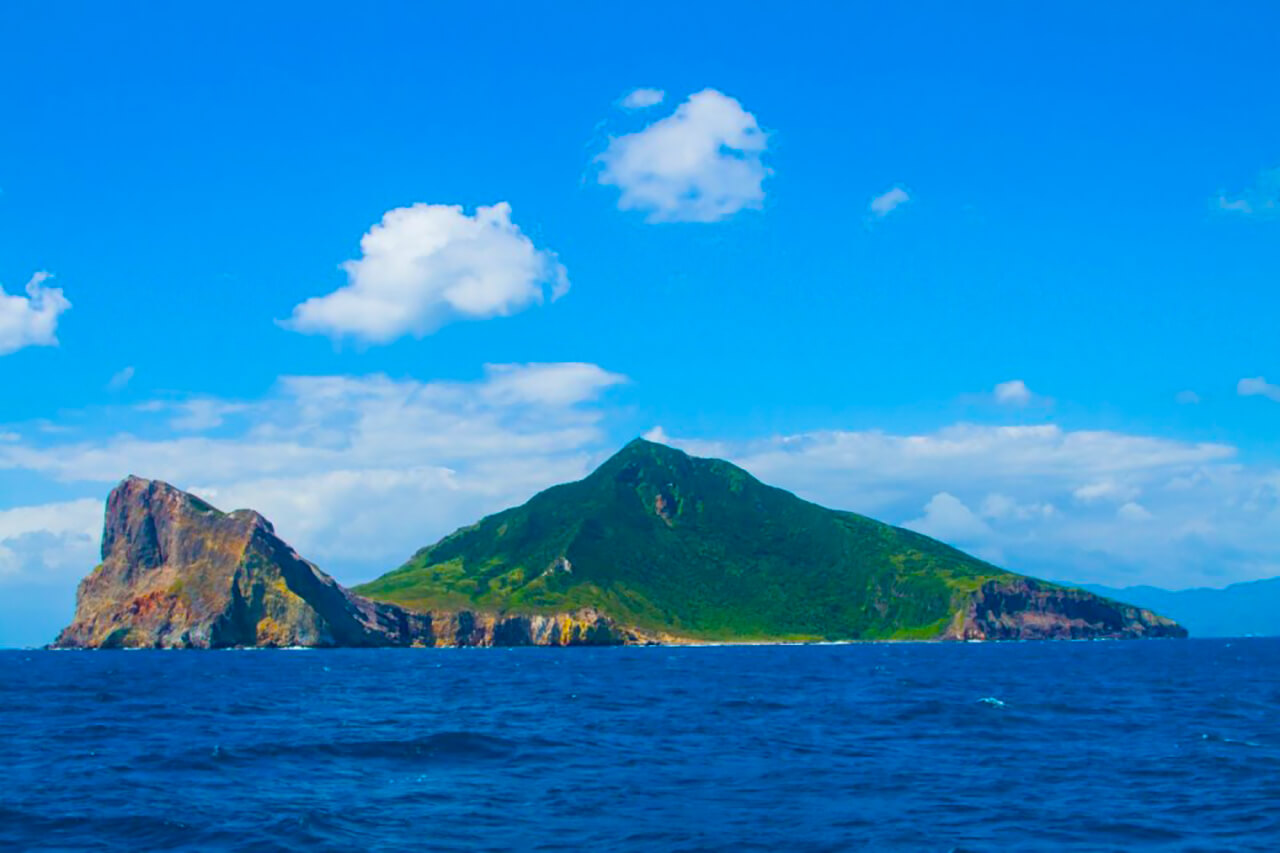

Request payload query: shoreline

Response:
[28,634,1203,652]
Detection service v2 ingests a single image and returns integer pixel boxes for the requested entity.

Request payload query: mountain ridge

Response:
[1078,578,1280,638]
[354,438,1185,642]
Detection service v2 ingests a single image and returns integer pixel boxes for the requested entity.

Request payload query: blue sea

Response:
[3,639,1278,851]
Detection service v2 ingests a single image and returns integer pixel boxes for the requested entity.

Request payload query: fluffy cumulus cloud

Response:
[652,424,1278,590]
[0,272,71,356]
[285,203,568,343]
[868,187,910,218]
[1238,377,1280,403]
[906,492,999,561]
[597,89,769,223]
[620,88,665,110]
[0,363,629,599]
[1217,167,1279,215]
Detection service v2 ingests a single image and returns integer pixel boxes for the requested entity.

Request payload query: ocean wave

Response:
[166,731,560,770]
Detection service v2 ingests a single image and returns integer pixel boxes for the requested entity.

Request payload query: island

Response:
[53,438,1186,648]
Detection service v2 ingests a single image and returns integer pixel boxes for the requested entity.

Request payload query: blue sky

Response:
[1,2,1278,646]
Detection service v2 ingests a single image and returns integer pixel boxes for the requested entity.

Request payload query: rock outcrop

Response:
[53,477,645,649]
[945,578,1187,640]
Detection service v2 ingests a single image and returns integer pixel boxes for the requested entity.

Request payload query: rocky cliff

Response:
[53,477,645,649]
[945,578,1186,640]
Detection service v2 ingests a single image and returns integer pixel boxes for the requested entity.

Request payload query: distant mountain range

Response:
[1078,579,1280,638]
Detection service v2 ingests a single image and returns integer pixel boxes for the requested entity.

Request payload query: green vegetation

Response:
[355,438,1021,641]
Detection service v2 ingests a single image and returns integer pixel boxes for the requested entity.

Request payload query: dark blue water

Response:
[3,640,1279,851]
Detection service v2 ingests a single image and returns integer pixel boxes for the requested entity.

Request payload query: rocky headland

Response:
[53,477,645,649]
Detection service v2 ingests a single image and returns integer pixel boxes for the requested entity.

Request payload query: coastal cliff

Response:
[52,477,644,649]
[945,578,1185,640]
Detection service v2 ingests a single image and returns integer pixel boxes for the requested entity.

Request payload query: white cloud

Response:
[1175,390,1200,405]
[620,88,665,110]
[906,492,992,543]
[0,499,102,580]
[1217,197,1254,213]
[1073,480,1139,503]
[907,493,1006,564]
[480,362,627,407]
[597,89,768,223]
[0,272,71,356]
[0,363,629,588]
[643,425,672,444]
[285,203,568,343]
[868,187,910,218]
[1117,501,1154,522]
[106,366,135,391]
[1217,167,1279,215]
[980,492,1056,521]
[1239,376,1280,403]
[993,379,1033,406]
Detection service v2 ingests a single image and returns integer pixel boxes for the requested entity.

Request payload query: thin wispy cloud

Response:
[1238,376,1280,402]
[620,87,665,110]
[106,367,135,391]
[1216,166,1279,216]
[868,187,910,218]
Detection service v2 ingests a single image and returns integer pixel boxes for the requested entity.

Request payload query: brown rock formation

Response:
[945,578,1187,641]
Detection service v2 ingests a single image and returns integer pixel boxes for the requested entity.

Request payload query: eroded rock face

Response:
[429,608,649,647]
[53,477,644,649]
[945,578,1187,641]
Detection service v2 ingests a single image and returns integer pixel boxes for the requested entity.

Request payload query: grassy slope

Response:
[355,439,1019,641]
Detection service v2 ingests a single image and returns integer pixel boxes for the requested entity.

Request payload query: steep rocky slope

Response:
[945,578,1181,640]
[53,477,641,649]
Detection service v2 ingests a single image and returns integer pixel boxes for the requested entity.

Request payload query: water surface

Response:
[3,639,1278,851]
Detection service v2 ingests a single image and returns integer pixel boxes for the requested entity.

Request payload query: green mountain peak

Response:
[355,440,1185,642]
